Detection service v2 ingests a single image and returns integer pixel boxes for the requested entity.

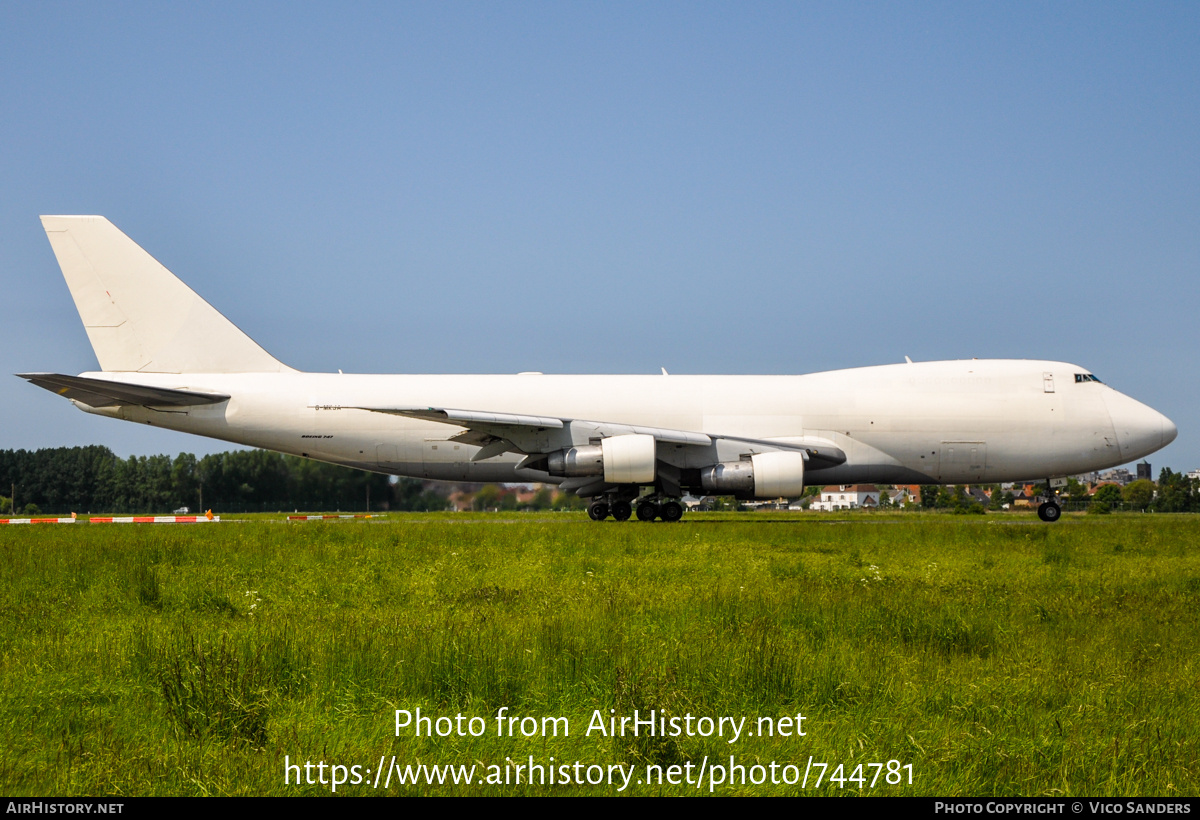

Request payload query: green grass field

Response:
[0,511,1197,796]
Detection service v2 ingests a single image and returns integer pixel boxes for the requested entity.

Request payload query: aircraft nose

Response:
[1104,389,1176,460]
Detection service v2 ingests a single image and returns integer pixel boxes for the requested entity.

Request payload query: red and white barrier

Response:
[0,516,77,525]
[89,514,219,523]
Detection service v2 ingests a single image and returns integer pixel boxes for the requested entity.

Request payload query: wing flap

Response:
[354,404,844,466]
[356,405,712,448]
[360,406,565,429]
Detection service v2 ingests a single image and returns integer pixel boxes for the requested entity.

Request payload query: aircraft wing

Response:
[17,373,230,408]
[354,405,846,468]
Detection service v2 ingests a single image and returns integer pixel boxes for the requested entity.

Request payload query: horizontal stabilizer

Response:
[17,373,230,408]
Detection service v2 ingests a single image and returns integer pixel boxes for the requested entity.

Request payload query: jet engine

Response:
[700,451,806,498]
[546,434,657,484]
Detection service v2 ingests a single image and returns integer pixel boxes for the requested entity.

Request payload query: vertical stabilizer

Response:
[40,215,293,374]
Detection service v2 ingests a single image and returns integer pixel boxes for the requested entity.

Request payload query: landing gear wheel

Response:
[610,500,633,521]
[1037,501,1061,523]
[588,501,610,521]
[636,501,660,521]
[660,501,684,522]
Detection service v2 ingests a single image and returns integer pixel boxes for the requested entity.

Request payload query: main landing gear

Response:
[637,498,684,522]
[588,495,684,522]
[587,500,632,521]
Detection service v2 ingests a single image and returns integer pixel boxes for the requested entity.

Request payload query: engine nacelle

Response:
[700,451,806,498]
[547,444,603,476]
[601,434,657,483]
[699,460,754,493]
[546,434,657,484]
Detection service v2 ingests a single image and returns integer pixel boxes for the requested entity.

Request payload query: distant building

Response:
[1096,468,1134,486]
[1011,485,1041,507]
[1137,461,1152,481]
[810,484,880,511]
[748,500,791,511]
[1188,469,1200,482]
[963,486,991,506]
[890,485,922,506]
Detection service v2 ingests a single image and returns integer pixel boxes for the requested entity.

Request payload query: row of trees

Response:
[3,445,1198,516]
[0,446,446,514]
[912,471,1200,514]
[909,473,1200,515]
[1080,470,1199,513]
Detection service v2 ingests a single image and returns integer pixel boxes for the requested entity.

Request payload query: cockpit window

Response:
[1075,373,1102,384]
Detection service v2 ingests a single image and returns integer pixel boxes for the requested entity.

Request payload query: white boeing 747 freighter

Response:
[21,216,1176,522]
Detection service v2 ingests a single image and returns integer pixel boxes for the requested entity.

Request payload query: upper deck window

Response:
[1074,373,1102,384]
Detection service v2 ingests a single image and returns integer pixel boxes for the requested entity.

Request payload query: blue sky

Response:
[2,2,1197,472]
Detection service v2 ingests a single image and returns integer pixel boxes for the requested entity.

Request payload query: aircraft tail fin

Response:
[40,215,294,374]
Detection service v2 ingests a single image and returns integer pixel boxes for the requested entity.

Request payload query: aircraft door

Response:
[376,441,424,476]
[940,441,987,482]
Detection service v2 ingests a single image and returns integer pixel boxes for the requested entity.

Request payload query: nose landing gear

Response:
[1037,478,1063,522]
[1037,501,1062,522]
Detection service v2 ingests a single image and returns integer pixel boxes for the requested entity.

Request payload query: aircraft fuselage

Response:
[70,359,1174,487]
